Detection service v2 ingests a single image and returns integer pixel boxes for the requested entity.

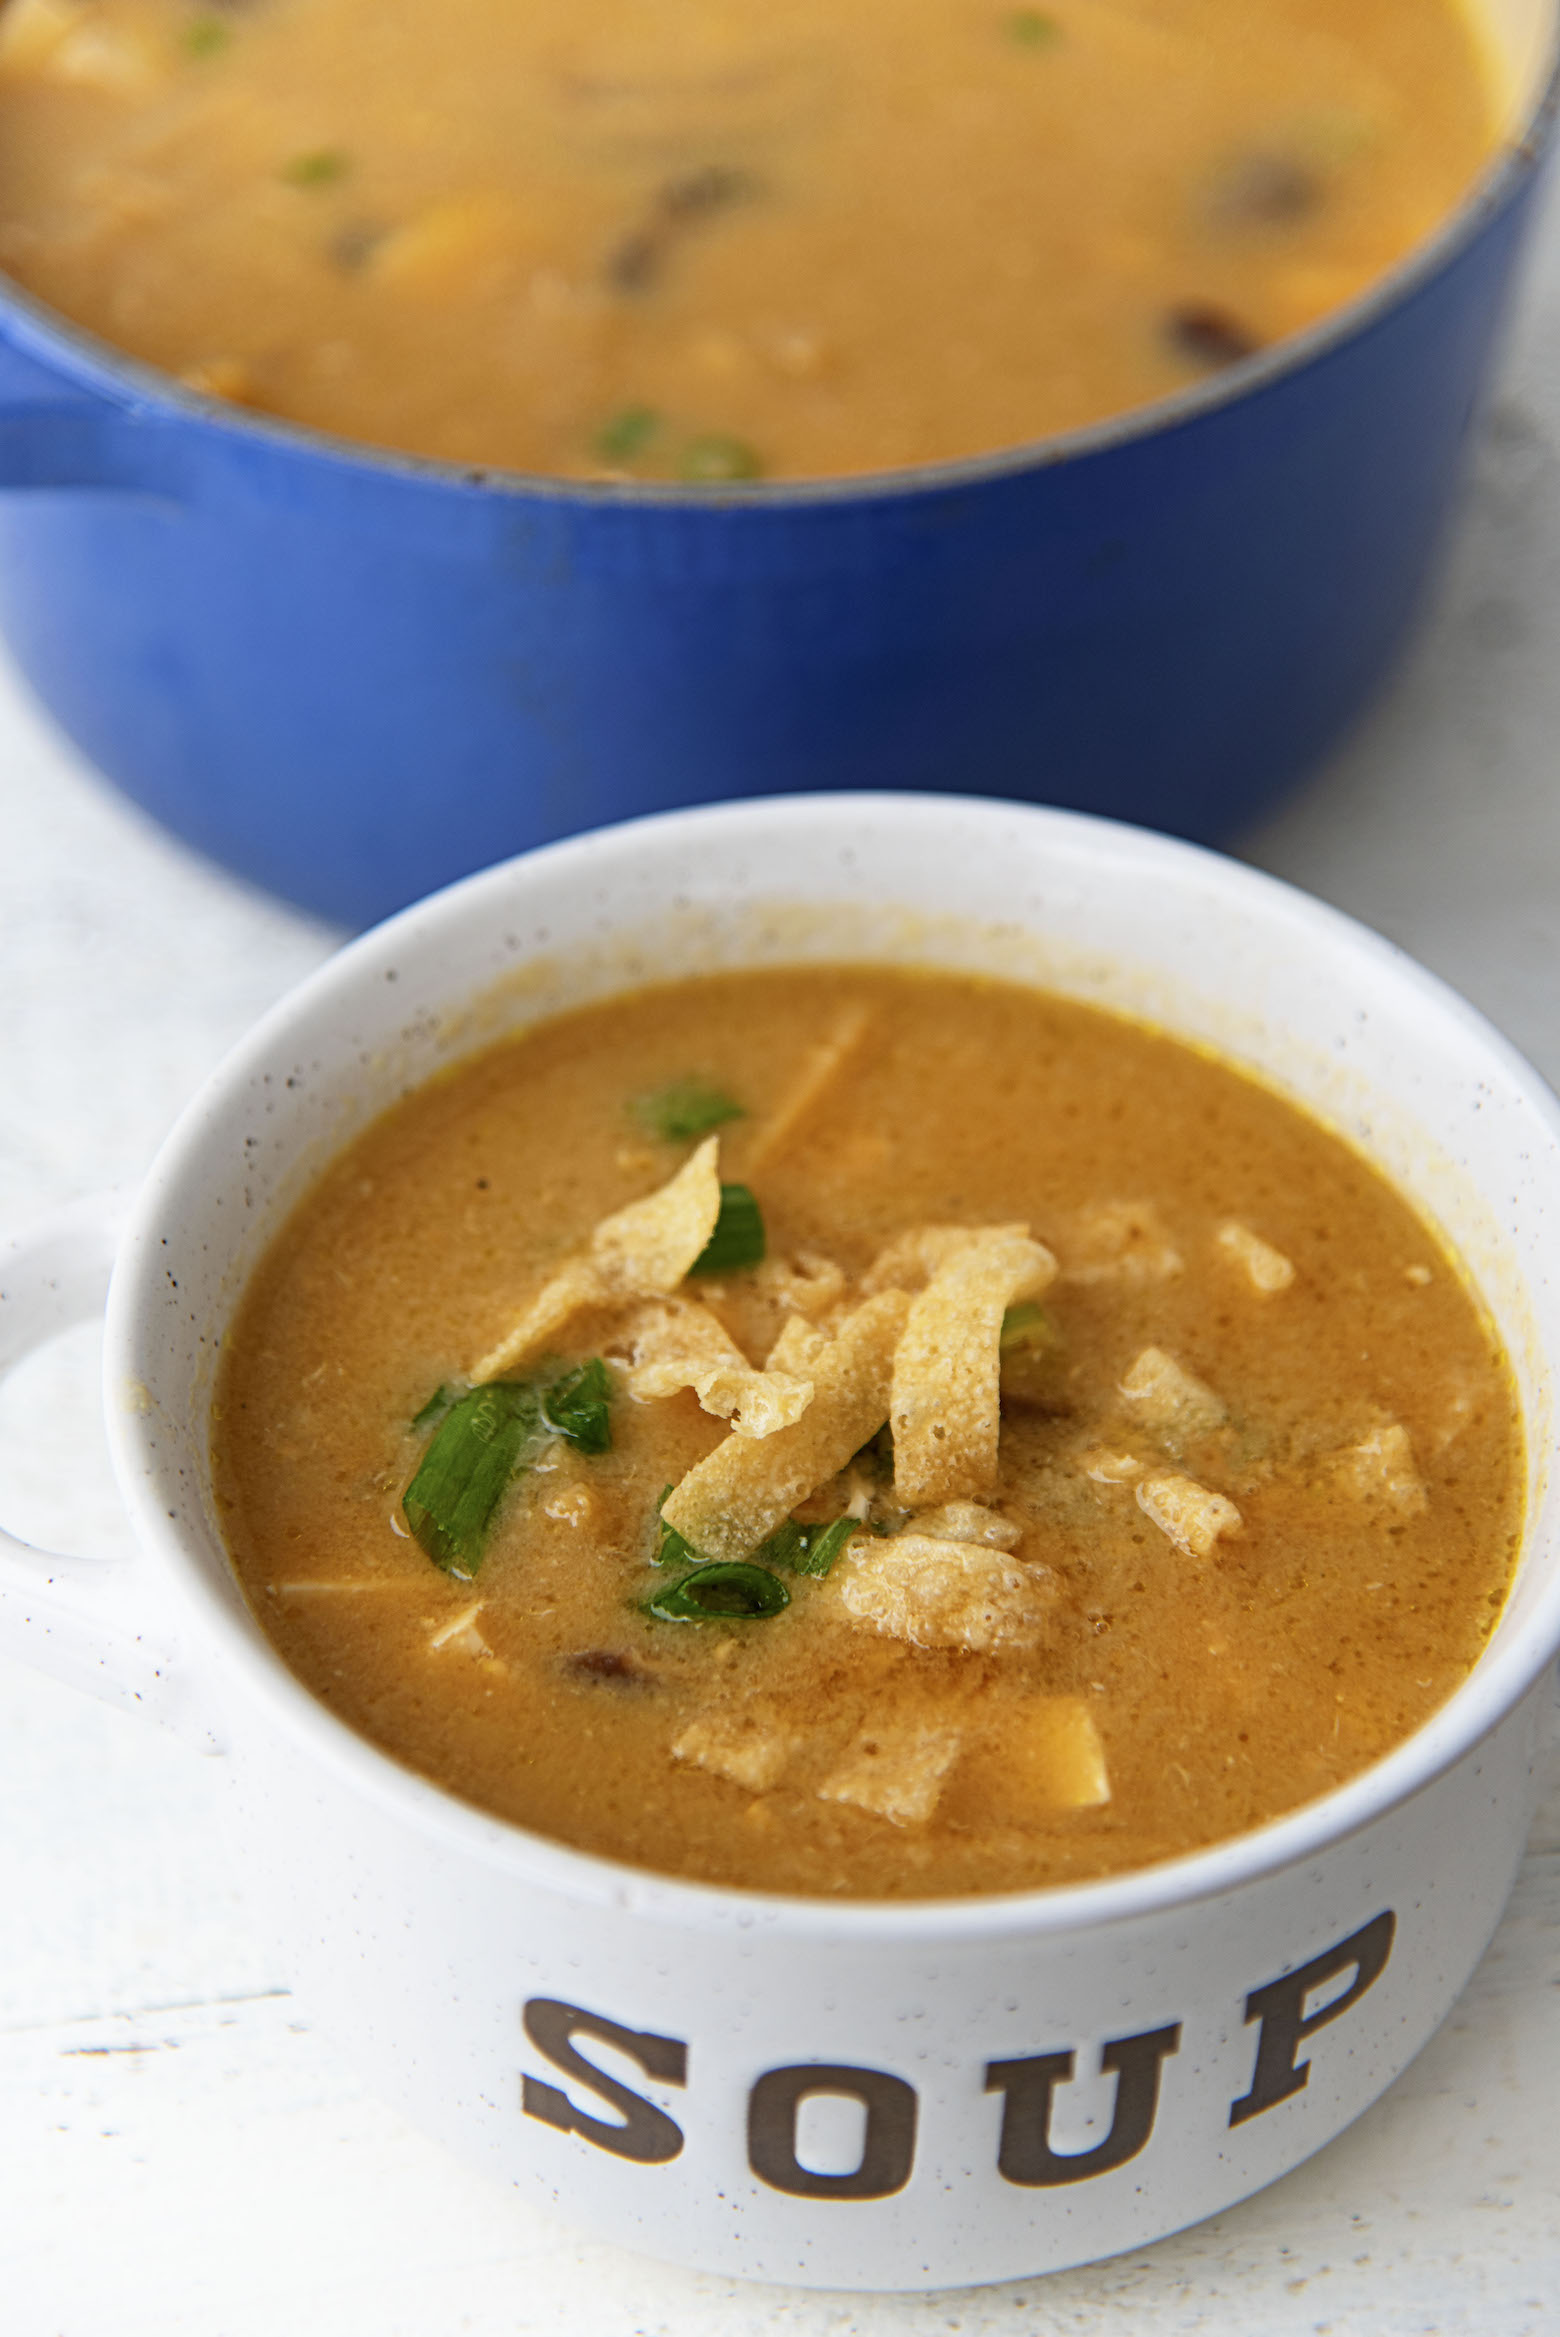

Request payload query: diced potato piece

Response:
[471,1139,722,1381]
[891,1229,1057,1504]
[999,1698,1112,1809]
[662,1290,910,1561]
[1119,1347,1226,1440]
[0,0,82,73]
[371,194,524,298]
[818,1722,962,1826]
[1216,1220,1295,1294]
[747,1002,874,1169]
[1060,1200,1183,1286]
[909,1501,1021,1549]
[834,1534,1054,1651]
[1335,1422,1427,1516]
[1136,1472,1242,1558]
[674,1708,794,1791]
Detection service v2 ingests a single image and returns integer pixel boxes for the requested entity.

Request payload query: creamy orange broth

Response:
[211,967,1522,1899]
[0,0,1495,479]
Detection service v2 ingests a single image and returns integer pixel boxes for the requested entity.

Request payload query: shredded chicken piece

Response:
[1216,1220,1295,1294]
[1119,1347,1226,1440]
[1136,1473,1242,1558]
[818,1721,963,1826]
[834,1533,1054,1651]
[1059,1200,1183,1287]
[747,1002,874,1169]
[1334,1422,1428,1515]
[428,1600,494,1656]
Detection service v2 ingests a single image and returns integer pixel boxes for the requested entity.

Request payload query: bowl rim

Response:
[103,791,1560,1944]
[2,21,1557,511]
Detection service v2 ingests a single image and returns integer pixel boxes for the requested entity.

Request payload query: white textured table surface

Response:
[5,195,1560,2335]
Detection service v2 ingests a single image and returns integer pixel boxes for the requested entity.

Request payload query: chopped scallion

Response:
[594,405,660,463]
[541,1356,613,1455]
[283,149,350,188]
[1000,1300,1059,1354]
[632,1077,746,1144]
[645,1563,790,1622]
[182,15,231,57]
[758,1516,860,1578]
[690,1182,766,1276]
[652,1485,701,1568]
[402,1381,539,1576]
[411,1382,457,1431]
[679,433,763,484]
[1006,8,1061,45]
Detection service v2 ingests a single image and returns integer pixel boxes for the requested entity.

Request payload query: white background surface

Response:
[3,190,1560,2337]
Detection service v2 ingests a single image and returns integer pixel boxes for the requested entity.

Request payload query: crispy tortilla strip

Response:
[661,1289,910,1560]
[753,1250,846,1319]
[625,1298,814,1436]
[1334,1421,1428,1515]
[908,1501,1021,1549]
[890,1229,1057,1504]
[1216,1220,1295,1294]
[470,1138,723,1381]
[1059,1200,1183,1287]
[746,1001,873,1169]
[673,1706,796,1791]
[767,1313,831,1374]
[818,1721,962,1826]
[834,1533,1055,1651]
[1136,1472,1242,1558]
[863,1220,1032,1296]
[1118,1347,1226,1440]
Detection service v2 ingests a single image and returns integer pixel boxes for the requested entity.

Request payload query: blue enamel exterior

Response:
[0,104,1552,929]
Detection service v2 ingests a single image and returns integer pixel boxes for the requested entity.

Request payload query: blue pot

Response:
[0,44,1555,930]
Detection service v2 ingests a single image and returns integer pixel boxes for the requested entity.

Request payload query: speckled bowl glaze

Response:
[3,795,1560,2288]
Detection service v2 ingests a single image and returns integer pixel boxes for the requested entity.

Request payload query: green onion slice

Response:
[679,433,763,484]
[283,148,349,187]
[758,1515,860,1578]
[411,1382,456,1432]
[1000,1300,1058,1353]
[651,1485,702,1568]
[632,1077,746,1144]
[594,404,660,462]
[646,1563,790,1622]
[182,16,231,57]
[690,1182,766,1276]
[403,1382,539,1576]
[541,1356,613,1454]
[1006,8,1061,45]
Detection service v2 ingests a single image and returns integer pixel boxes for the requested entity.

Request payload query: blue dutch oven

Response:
[0,12,1555,930]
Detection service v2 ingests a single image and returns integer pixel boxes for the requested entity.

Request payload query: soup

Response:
[0,0,1496,480]
[211,966,1522,1899]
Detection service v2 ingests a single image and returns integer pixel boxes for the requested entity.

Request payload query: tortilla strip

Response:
[661,1289,910,1560]
[890,1229,1057,1505]
[817,1721,963,1826]
[1136,1472,1242,1558]
[834,1533,1054,1651]
[746,1001,873,1169]
[470,1137,722,1381]
[624,1297,814,1436]
[863,1220,1032,1297]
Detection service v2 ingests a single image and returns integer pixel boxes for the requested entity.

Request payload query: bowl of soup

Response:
[1,792,1558,2288]
[0,2,1554,925]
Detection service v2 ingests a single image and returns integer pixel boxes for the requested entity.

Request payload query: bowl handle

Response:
[0,1194,222,1751]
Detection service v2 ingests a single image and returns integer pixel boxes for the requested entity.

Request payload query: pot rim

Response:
[1,19,1556,511]
[104,792,1560,1945]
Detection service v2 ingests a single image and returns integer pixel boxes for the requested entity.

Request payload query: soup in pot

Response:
[211,965,1523,1899]
[0,0,1497,479]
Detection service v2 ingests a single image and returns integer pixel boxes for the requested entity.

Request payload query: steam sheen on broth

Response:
[0,0,1497,478]
[212,968,1523,1899]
